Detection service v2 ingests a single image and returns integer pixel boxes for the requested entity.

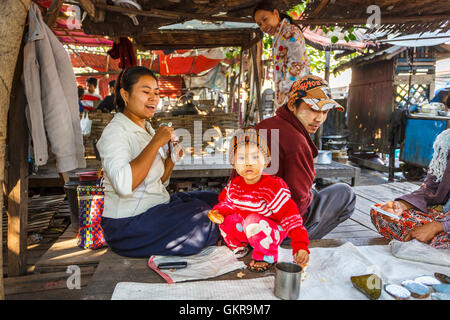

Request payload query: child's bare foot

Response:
[247,259,274,272]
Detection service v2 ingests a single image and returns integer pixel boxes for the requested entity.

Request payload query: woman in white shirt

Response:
[96,66,220,257]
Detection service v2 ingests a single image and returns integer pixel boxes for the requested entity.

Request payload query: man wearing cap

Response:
[255,75,356,239]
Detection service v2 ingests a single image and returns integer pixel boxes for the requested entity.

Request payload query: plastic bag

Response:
[147,246,246,283]
[390,239,450,267]
[80,112,92,137]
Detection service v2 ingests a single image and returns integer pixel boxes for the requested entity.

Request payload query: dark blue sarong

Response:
[101,191,221,258]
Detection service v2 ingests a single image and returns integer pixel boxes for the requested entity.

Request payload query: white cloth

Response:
[389,239,450,267]
[148,246,246,283]
[96,113,170,219]
[112,242,450,300]
[23,3,86,172]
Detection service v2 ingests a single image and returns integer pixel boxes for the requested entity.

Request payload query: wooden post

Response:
[0,0,32,299]
[7,49,29,277]
[252,43,263,123]
[237,47,243,127]
[314,50,331,150]
[44,0,64,28]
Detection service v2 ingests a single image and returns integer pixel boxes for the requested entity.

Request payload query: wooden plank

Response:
[6,42,28,277]
[0,0,31,297]
[350,210,377,232]
[324,229,380,239]
[4,267,95,296]
[34,225,108,272]
[353,184,406,203]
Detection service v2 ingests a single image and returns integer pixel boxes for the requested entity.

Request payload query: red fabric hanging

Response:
[107,37,138,69]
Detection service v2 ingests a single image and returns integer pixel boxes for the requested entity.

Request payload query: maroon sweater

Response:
[255,105,318,216]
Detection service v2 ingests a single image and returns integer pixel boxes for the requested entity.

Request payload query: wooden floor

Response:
[324,181,419,240]
[3,181,421,299]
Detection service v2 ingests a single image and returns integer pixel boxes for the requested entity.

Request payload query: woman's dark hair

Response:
[252,1,292,23]
[114,66,158,112]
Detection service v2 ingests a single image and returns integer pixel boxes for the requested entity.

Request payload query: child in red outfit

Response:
[208,128,309,272]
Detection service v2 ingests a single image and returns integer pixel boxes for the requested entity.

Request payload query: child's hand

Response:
[293,249,309,268]
[208,209,224,224]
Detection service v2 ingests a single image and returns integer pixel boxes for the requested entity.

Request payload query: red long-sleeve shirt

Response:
[213,174,310,254]
[255,105,318,217]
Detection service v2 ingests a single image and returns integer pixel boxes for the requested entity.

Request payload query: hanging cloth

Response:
[107,37,137,69]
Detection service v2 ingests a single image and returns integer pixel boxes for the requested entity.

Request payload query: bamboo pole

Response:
[0,0,32,299]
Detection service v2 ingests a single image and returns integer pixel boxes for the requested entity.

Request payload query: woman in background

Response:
[253,1,310,109]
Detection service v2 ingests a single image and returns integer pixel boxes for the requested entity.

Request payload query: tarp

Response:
[382,30,450,47]
[155,50,223,76]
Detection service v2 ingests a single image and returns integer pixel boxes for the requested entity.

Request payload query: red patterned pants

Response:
[219,213,287,263]
[370,205,449,249]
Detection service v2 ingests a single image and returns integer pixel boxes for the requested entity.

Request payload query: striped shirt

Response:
[214,174,309,253]
[81,90,102,112]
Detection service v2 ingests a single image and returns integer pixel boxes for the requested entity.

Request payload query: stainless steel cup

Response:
[274,262,302,300]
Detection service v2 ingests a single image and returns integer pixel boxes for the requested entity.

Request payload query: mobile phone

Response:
[157,261,188,270]
[370,205,401,220]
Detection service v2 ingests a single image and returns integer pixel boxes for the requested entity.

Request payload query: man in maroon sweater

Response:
[255,75,356,239]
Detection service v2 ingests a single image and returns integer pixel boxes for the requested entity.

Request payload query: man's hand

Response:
[404,221,444,243]
[293,249,309,268]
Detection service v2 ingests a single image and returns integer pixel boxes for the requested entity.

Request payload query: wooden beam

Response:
[6,44,29,277]
[311,0,329,17]
[94,0,106,23]
[296,14,450,26]
[78,0,96,20]
[94,3,253,23]
[0,0,32,298]
[44,0,64,28]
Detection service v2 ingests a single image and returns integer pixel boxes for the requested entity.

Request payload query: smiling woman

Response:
[95,66,220,258]
[253,1,311,110]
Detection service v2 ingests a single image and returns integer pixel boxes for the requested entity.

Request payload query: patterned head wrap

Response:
[288,75,344,111]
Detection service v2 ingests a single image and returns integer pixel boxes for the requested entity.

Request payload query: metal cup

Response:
[274,262,302,300]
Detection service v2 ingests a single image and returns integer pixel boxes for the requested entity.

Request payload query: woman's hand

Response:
[293,249,309,268]
[380,200,412,215]
[152,126,174,148]
[404,221,444,243]
[379,200,414,222]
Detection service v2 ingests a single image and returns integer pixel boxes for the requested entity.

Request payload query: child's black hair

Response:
[86,77,98,86]
[115,66,158,113]
[229,127,271,165]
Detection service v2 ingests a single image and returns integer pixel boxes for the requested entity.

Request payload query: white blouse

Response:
[96,112,170,219]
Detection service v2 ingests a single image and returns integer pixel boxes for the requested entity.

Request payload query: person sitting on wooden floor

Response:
[370,129,450,249]
[96,66,220,258]
[252,75,356,240]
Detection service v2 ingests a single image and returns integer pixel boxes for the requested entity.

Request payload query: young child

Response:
[208,128,310,272]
